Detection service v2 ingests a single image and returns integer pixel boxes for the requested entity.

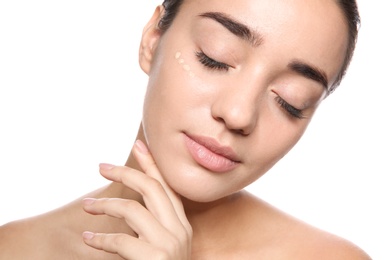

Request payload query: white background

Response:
[0,1,388,259]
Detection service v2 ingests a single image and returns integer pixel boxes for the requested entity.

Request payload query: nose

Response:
[211,82,260,136]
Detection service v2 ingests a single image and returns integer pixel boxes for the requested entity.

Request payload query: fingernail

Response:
[82,198,96,205]
[135,140,149,154]
[99,163,115,170]
[83,231,95,240]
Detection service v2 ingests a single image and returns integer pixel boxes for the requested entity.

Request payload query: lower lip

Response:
[183,134,238,173]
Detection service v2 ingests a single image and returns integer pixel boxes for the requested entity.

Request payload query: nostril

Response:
[211,102,257,136]
[215,116,225,124]
[234,128,249,136]
[216,116,250,136]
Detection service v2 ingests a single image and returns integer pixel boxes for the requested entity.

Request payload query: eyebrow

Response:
[288,60,329,91]
[199,12,263,47]
[199,12,329,90]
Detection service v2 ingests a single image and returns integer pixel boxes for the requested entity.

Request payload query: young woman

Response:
[0,0,371,259]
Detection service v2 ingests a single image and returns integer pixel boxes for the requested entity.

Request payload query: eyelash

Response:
[275,96,304,119]
[195,51,303,119]
[195,51,230,71]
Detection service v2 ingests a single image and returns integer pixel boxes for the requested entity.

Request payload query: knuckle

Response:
[113,165,133,178]
[105,198,117,204]
[165,235,184,257]
[141,177,164,195]
[176,230,188,243]
[101,198,122,208]
[183,223,193,238]
[121,200,142,218]
[93,233,109,249]
[112,234,127,247]
[155,251,170,260]
[115,165,131,173]
[123,199,139,209]
[176,224,193,245]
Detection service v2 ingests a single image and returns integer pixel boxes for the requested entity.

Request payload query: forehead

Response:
[171,0,349,84]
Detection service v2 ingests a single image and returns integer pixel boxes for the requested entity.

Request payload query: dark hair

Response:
[331,0,361,93]
[158,0,185,33]
[159,0,360,94]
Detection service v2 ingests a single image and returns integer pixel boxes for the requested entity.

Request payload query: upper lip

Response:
[185,133,240,163]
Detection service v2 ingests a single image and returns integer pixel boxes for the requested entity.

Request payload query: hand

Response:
[82,140,193,259]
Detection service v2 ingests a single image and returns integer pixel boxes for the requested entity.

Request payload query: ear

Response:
[139,5,165,75]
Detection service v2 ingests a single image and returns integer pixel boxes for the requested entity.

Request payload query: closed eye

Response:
[195,51,230,71]
[275,96,305,119]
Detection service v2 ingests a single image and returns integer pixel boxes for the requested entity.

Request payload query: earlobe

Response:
[139,5,164,75]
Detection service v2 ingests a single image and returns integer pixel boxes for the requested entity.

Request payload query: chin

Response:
[178,188,230,203]
[145,129,250,202]
[162,167,241,203]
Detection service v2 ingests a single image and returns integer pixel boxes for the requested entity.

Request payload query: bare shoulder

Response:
[285,221,372,260]
[0,205,80,259]
[0,217,47,259]
[239,191,372,260]
[300,231,372,260]
[0,189,126,260]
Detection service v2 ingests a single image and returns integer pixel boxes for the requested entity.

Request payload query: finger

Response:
[99,164,183,234]
[83,197,171,245]
[82,231,165,260]
[132,140,191,231]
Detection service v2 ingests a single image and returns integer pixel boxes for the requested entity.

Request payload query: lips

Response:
[183,133,240,173]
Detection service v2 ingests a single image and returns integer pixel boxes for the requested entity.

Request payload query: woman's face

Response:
[140,0,348,202]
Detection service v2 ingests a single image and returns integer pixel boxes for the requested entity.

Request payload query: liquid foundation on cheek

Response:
[175,51,195,78]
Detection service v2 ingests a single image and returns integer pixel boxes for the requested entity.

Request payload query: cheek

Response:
[143,50,213,119]
[141,50,206,142]
[245,113,310,179]
[146,50,201,95]
[175,51,196,78]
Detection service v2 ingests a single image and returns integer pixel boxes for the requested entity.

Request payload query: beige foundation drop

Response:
[175,51,195,77]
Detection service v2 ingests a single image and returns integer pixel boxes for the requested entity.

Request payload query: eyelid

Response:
[274,95,305,119]
[195,51,230,71]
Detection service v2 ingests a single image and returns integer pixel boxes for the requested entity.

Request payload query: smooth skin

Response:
[0,0,371,259]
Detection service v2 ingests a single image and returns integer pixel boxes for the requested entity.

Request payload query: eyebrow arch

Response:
[288,60,329,91]
[199,12,263,47]
[198,12,329,91]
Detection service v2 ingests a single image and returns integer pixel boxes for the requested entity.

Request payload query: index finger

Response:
[132,140,191,231]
